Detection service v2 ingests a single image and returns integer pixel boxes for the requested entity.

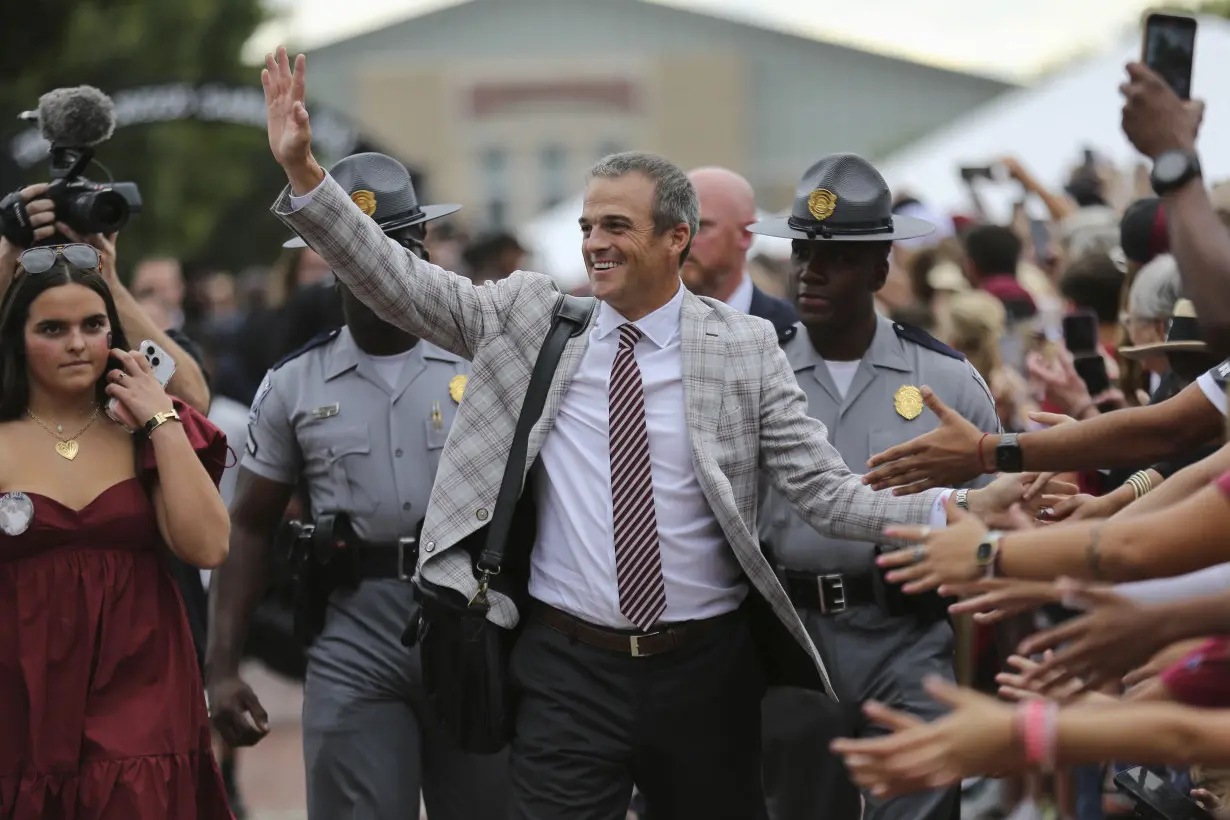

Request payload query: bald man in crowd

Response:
[684,167,797,337]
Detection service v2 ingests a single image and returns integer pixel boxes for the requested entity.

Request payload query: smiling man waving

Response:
[261,46,957,820]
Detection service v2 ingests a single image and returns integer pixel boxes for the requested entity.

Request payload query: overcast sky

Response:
[251,0,1178,81]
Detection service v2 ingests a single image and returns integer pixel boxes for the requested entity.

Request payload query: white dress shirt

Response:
[529,282,747,628]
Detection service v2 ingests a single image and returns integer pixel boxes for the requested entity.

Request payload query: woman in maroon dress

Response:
[0,243,234,818]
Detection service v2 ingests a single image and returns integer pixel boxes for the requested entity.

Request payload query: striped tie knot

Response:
[617,323,643,351]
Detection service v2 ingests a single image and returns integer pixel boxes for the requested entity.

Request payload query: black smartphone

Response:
[1143,11,1197,100]
[1113,765,1214,820]
[1062,310,1100,356]
[1073,354,1112,396]
[1028,219,1051,264]
[960,165,995,183]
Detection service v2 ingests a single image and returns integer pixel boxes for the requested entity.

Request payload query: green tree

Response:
[0,0,303,278]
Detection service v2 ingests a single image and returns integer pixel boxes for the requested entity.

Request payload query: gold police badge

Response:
[807,189,837,221]
[894,385,924,420]
[350,190,377,217]
[449,374,467,404]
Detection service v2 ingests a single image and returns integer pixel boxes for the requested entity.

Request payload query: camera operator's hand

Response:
[55,222,119,284]
[1120,62,1204,159]
[0,184,56,256]
[262,45,324,194]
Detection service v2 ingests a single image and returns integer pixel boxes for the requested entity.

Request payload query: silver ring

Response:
[115,371,125,380]
[912,546,927,563]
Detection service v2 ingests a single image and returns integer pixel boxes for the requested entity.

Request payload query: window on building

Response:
[540,143,568,210]
[480,146,508,228]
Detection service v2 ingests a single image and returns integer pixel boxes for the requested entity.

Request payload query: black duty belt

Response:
[349,535,419,581]
[782,570,877,615]
[297,517,419,582]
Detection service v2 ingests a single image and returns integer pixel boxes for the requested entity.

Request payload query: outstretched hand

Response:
[862,387,989,495]
[831,677,1020,798]
[1017,580,1162,694]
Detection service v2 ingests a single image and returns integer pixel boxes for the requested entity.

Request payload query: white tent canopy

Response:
[877,15,1230,224]
[518,193,793,291]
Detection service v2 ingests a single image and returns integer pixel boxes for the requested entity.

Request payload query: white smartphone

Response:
[107,339,177,431]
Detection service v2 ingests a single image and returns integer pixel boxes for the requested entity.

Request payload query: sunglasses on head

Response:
[17,244,102,275]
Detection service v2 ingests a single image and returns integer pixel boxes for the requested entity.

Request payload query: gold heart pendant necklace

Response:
[27,406,101,461]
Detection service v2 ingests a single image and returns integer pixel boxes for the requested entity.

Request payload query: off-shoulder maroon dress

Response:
[0,402,234,818]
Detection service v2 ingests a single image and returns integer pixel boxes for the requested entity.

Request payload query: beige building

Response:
[303,0,1014,231]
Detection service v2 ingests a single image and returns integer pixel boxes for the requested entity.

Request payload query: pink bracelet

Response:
[1017,700,1059,772]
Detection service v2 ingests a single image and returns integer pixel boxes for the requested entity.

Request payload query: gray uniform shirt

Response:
[760,316,1000,574]
[241,327,469,682]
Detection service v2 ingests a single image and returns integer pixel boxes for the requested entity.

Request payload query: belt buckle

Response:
[396,536,416,581]
[629,631,660,658]
[817,574,847,615]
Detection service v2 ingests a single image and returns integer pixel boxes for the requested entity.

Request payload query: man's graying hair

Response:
[588,151,699,265]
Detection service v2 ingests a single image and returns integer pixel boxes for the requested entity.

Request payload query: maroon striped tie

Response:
[609,323,667,631]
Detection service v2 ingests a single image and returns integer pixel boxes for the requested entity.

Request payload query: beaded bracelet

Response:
[1125,470,1154,500]
[1016,700,1059,773]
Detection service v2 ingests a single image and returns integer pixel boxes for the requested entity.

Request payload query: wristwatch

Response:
[1150,149,1202,196]
[976,530,1004,578]
[954,488,970,510]
[144,408,182,436]
[995,433,1023,473]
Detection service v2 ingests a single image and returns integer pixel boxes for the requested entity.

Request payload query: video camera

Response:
[0,86,142,247]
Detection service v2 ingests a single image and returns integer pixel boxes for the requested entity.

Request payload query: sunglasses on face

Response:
[17,244,102,275]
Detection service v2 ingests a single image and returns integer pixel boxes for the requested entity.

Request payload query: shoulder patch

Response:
[1213,358,1230,387]
[893,322,964,361]
[272,328,341,372]
[248,370,275,425]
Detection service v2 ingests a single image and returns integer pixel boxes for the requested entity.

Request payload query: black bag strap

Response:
[476,294,595,575]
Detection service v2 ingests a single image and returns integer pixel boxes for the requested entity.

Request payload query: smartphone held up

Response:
[105,339,177,433]
[1142,10,1197,99]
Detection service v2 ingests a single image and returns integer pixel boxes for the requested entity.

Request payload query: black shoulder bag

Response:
[407,293,595,754]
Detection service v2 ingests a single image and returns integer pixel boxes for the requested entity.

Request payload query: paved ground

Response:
[232,661,431,820]
[231,661,308,820]
[232,661,1049,820]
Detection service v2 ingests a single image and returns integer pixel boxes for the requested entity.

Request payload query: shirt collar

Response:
[787,314,910,373]
[726,271,754,314]
[594,280,684,349]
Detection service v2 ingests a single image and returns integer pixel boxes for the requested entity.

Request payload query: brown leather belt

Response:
[531,602,732,658]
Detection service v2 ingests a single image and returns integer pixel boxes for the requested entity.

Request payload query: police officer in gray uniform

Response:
[748,154,1000,820]
[205,153,508,820]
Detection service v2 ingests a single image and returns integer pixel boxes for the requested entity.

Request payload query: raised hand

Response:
[261,46,320,189]
[1120,62,1204,160]
[105,348,175,431]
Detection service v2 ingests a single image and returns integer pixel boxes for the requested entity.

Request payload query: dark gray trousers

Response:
[302,586,509,820]
[761,606,959,820]
[508,606,767,820]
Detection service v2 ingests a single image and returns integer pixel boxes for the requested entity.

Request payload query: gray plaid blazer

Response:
[273,175,942,699]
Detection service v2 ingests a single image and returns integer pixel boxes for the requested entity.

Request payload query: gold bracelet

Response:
[143,408,182,437]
